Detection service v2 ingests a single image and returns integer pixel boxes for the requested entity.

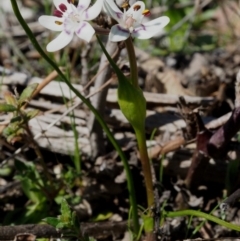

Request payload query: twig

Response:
[88,40,121,158]
[80,42,92,88]
[0,221,128,240]
[220,188,240,211]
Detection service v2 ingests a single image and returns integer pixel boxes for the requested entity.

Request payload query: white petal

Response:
[75,21,95,42]
[83,0,104,20]
[38,15,64,31]
[132,16,170,39]
[104,0,123,23]
[53,0,64,8]
[77,0,91,12]
[53,0,71,10]
[46,30,73,52]
[126,1,145,23]
[109,25,130,42]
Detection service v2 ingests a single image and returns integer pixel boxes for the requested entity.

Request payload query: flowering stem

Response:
[125,37,138,88]
[125,37,154,208]
[134,127,154,207]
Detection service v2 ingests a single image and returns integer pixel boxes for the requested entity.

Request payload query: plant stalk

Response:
[125,37,138,88]
[125,37,154,208]
[135,127,154,207]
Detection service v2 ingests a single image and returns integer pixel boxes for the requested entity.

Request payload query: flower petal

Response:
[38,15,64,31]
[83,0,104,20]
[75,21,95,42]
[126,1,145,24]
[46,30,73,52]
[104,0,123,23]
[132,16,170,39]
[77,0,91,13]
[109,25,130,42]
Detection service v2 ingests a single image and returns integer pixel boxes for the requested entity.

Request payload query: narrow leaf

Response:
[4,92,17,106]
[43,217,61,228]
[10,116,22,123]
[0,103,17,112]
[26,109,39,119]
[60,199,72,223]
[56,222,65,229]
[19,83,38,105]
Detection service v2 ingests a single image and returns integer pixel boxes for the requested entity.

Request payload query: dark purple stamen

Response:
[59,3,67,12]
[67,0,71,3]
[53,9,63,17]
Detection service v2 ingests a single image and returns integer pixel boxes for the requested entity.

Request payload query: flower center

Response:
[69,13,81,24]
[125,15,135,32]
[123,4,143,32]
[69,13,80,23]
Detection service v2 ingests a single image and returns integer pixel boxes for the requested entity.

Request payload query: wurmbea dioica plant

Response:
[102,0,170,218]
[10,0,240,237]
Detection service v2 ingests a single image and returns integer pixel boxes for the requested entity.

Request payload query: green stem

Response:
[10,0,139,235]
[125,38,138,88]
[125,38,154,208]
[135,127,154,208]
[125,37,154,234]
[165,210,240,232]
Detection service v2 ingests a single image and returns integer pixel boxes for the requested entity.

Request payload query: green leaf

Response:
[26,109,39,119]
[18,83,38,105]
[10,116,22,123]
[2,122,24,143]
[142,215,153,233]
[56,222,65,229]
[2,123,23,138]
[4,92,17,106]
[15,160,46,203]
[0,103,17,112]
[118,81,146,130]
[92,212,112,221]
[43,217,62,228]
[60,199,72,223]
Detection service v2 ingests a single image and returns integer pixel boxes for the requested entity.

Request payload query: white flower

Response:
[38,0,103,52]
[104,0,170,42]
